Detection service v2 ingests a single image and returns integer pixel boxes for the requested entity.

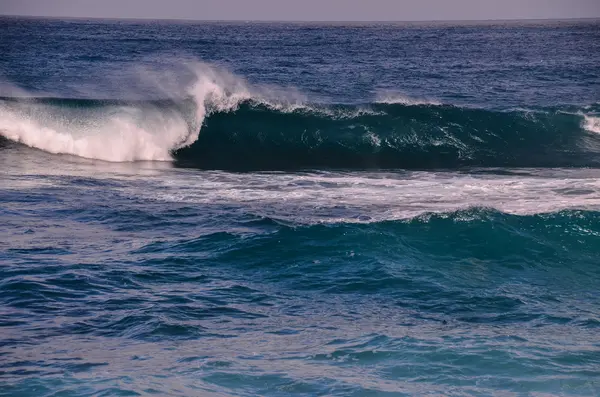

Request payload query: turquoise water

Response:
[1,17,600,396]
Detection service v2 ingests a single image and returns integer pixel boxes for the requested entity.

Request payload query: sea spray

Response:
[0,61,302,161]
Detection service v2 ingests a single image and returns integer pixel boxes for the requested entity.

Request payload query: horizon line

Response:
[1,13,599,24]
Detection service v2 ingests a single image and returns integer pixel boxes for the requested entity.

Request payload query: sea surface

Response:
[1,17,600,396]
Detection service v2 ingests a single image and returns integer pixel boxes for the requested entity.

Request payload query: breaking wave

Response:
[1,63,599,170]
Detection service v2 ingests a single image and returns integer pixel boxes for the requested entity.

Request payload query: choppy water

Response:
[1,17,600,396]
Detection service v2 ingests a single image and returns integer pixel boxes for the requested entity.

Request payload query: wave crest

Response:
[0,62,306,162]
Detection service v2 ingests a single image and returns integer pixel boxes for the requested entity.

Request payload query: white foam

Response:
[364,131,382,147]
[122,169,600,225]
[583,115,600,134]
[0,103,195,161]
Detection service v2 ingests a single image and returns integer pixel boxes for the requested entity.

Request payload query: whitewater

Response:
[0,62,261,161]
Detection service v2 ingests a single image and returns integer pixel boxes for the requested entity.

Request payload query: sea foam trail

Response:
[0,62,303,162]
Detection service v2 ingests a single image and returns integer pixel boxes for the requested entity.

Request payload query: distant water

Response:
[1,17,600,396]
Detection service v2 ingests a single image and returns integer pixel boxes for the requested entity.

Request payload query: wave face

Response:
[1,64,599,170]
[177,103,600,170]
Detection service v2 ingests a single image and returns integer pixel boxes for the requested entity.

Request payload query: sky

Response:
[1,0,599,21]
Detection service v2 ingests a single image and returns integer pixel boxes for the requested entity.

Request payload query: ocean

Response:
[1,16,600,396]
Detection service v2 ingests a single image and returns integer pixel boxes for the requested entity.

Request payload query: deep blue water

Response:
[1,17,600,396]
